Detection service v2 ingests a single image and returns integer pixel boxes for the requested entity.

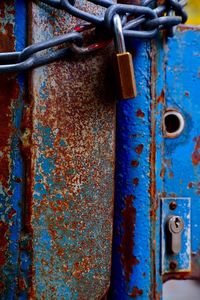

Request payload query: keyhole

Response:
[175,217,180,228]
[163,110,185,138]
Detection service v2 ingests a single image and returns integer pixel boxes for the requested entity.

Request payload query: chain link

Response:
[0,0,187,73]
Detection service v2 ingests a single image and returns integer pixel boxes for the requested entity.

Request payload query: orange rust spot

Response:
[7,190,13,196]
[150,209,156,218]
[72,256,91,279]
[119,195,139,282]
[50,286,57,293]
[18,277,27,291]
[192,137,200,166]
[130,287,143,298]
[135,144,144,155]
[0,222,9,267]
[156,89,165,104]
[63,264,69,272]
[131,160,139,167]
[160,165,166,179]
[15,177,22,183]
[169,172,174,178]
[0,281,5,292]
[150,41,157,299]
[57,248,65,257]
[8,208,16,219]
[188,182,193,188]
[133,178,139,186]
[136,109,145,118]
[48,228,57,240]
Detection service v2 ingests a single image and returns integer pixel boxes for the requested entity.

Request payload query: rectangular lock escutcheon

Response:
[161,198,191,275]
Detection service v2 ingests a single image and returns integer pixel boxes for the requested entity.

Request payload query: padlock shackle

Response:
[113,14,126,53]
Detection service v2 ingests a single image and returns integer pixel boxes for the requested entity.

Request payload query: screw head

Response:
[169,201,177,210]
[169,261,178,270]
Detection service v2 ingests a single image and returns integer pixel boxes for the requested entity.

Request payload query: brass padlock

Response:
[113,14,137,100]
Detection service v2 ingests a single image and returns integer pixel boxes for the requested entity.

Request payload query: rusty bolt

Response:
[169,260,178,270]
[169,201,177,210]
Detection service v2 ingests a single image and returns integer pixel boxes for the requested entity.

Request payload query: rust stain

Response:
[0,222,9,267]
[160,164,166,179]
[119,195,139,282]
[18,277,27,291]
[8,208,16,220]
[130,287,143,298]
[0,2,19,189]
[187,181,200,194]
[0,3,23,297]
[149,39,157,299]
[188,182,193,189]
[133,178,139,186]
[192,136,200,166]
[135,144,144,155]
[136,109,145,118]
[28,1,115,297]
[131,160,139,167]
[0,79,19,191]
[156,89,165,104]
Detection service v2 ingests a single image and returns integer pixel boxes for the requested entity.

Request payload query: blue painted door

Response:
[110,20,200,300]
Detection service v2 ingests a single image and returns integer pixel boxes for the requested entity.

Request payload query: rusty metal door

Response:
[110,2,200,299]
[1,1,200,300]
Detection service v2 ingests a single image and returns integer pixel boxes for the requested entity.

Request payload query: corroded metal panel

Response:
[156,27,200,284]
[110,25,200,300]
[27,1,115,299]
[109,39,154,299]
[0,1,26,299]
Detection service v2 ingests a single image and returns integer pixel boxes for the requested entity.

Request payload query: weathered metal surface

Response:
[1,1,200,299]
[0,1,26,299]
[155,27,200,285]
[110,25,200,300]
[109,38,153,299]
[161,198,191,274]
[26,1,115,299]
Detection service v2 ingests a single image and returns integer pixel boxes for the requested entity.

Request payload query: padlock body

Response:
[115,52,137,100]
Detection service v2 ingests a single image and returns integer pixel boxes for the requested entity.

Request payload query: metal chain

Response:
[0,0,187,73]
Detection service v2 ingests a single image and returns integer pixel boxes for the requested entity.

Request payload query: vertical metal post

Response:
[0,1,27,298]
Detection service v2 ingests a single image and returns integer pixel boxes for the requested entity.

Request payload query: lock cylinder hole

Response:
[163,110,185,138]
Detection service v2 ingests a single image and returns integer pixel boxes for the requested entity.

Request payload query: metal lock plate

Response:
[161,198,191,275]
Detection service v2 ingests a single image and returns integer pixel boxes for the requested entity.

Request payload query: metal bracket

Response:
[161,198,191,275]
